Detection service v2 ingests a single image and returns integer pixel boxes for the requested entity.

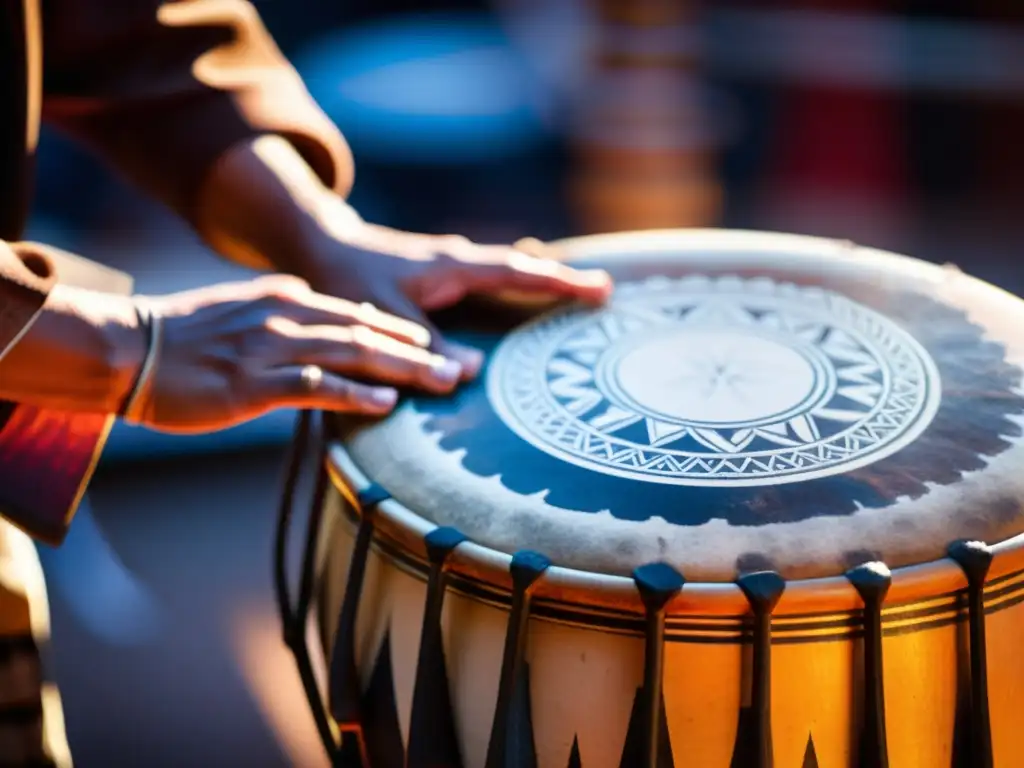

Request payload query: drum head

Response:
[333,230,1024,580]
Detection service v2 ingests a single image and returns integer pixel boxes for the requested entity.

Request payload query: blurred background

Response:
[26,0,1024,765]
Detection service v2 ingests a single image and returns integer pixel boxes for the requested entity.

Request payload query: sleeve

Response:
[39,0,354,226]
[0,242,133,546]
[0,241,54,364]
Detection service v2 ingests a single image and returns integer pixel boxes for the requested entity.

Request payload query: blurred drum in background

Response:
[495,0,722,233]
[563,0,721,232]
[493,1,1024,242]
[278,229,1024,767]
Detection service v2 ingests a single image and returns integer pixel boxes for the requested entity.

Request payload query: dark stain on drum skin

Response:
[736,553,778,574]
[413,291,1024,530]
[502,511,576,562]
[943,499,1023,551]
[841,550,882,572]
[887,517,918,536]
[616,538,640,559]
[982,496,1022,529]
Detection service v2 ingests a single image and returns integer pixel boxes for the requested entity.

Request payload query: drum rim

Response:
[536,227,1024,317]
[324,228,1024,621]
[325,442,1024,625]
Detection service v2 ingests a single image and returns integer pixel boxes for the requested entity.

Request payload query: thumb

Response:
[376,289,484,381]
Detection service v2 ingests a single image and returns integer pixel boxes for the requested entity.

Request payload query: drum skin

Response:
[311,230,1024,767]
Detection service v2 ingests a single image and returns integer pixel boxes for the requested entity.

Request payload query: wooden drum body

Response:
[280,230,1024,767]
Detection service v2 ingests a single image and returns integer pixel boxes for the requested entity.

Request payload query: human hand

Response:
[135,274,466,432]
[0,275,462,434]
[295,215,613,378]
[194,135,611,377]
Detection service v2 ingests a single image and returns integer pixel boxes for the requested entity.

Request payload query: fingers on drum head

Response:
[294,326,461,393]
[294,292,431,348]
[258,365,398,414]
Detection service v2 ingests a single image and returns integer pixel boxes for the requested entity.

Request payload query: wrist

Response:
[103,298,150,415]
[283,192,366,282]
[0,285,146,414]
[197,135,363,277]
[48,285,147,413]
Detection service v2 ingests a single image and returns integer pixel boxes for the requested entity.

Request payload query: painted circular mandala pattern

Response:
[486,275,943,487]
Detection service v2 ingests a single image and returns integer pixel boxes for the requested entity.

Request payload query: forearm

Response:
[195,135,358,275]
[45,0,355,230]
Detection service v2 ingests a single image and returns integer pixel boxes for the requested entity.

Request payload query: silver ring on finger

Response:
[300,364,324,393]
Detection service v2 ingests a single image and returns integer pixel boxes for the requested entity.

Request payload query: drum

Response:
[276,229,1024,767]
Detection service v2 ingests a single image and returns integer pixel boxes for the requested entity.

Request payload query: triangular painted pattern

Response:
[486,659,539,768]
[802,736,819,768]
[566,736,583,768]
[500,662,539,768]
[951,673,972,768]
[360,632,404,768]
[729,705,757,767]
[407,617,462,766]
[617,686,675,768]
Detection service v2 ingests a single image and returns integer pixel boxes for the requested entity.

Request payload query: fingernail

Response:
[369,388,398,409]
[409,326,432,347]
[580,269,612,286]
[446,344,485,378]
[432,357,463,384]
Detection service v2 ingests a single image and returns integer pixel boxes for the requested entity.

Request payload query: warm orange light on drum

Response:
[568,1,720,233]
